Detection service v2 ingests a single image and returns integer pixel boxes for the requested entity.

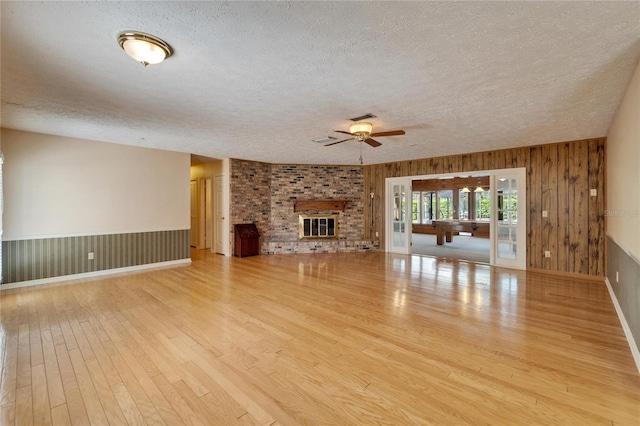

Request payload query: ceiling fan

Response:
[325,122,406,147]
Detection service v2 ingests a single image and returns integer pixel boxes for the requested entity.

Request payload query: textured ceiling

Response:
[1,1,639,165]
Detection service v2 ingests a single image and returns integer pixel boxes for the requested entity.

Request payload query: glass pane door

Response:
[491,168,526,269]
[497,178,517,259]
[387,178,411,254]
[393,184,406,249]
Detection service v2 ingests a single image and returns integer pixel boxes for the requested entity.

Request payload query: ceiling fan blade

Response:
[334,130,354,136]
[325,137,354,146]
[370,130,406,137]
[365,138,382,147]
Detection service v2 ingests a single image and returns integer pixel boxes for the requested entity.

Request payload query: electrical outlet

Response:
[590,189,597,196]
[616,271,619,283]
[542,210,548,218]
[544,251,551,258]
[88,252,94,260]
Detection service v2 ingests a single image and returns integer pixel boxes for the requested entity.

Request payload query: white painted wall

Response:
[607,59,640,259]
[1,129,190,239]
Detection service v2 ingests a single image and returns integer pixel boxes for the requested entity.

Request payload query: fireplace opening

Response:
[299,215,338,239]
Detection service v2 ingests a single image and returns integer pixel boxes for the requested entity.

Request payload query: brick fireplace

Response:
[230,160,379,255]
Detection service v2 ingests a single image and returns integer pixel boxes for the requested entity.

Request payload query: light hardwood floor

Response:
[1,250,639,425]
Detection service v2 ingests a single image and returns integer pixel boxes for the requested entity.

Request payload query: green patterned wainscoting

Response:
[607,235,640,357]
[1,229,190,284]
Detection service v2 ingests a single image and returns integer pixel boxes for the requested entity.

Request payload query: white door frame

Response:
[384,167,527,270]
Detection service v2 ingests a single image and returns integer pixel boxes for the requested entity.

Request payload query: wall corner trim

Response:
[604,277,640,374]
[0,259,191,291]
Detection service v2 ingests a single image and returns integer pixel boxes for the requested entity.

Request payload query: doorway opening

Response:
[386,168,526,270]
[190,155,228,255]
[411,175,490,263]
[190,177,212,249]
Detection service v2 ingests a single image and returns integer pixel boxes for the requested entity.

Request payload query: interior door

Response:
[491,168,526,270]
[214,175,227,255]
[386,178,412,254]
[190,180,198,247]
[204,178,212,249]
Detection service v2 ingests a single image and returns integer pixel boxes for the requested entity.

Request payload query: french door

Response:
[385,168,527,270]
[491,168,526,269]
[386,178,412,254]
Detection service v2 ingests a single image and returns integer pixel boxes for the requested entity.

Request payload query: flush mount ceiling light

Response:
[117,31,172,66]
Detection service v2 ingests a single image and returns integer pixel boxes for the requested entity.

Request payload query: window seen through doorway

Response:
[412,184,491,223]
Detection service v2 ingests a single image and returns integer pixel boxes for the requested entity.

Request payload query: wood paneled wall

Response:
[363,138,606,277]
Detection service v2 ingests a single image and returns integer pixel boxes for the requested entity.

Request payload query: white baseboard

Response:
[604,277,640,374]
[0,259,192,291]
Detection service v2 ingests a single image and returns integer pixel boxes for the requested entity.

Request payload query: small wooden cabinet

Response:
[234,224,260,257]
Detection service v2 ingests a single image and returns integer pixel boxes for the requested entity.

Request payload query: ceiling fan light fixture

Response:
[349,121,373,138]
[117,31,172,66]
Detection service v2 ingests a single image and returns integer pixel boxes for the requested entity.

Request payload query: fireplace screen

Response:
[299,215,338,239]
